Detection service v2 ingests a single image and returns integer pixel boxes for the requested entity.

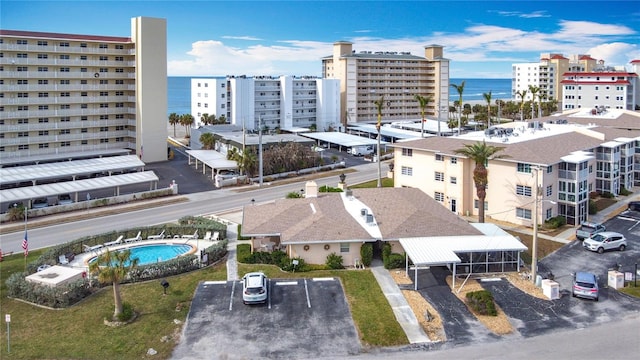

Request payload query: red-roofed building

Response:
[561,70,638,111]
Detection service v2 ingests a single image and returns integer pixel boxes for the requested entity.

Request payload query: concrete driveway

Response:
[171,277,361,359]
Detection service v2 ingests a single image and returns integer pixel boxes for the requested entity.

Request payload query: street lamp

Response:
[339,173,346,184]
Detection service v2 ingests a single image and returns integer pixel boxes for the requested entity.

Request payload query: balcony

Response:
[0,43,134,55]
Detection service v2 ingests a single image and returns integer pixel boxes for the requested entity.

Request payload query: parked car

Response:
[57,194,74,205]
[32,198,49,209]
[242,272,268,305]
[572,271,599,301]
[583,231,627,253]
[349,145,374,156]
[575,221,606,240]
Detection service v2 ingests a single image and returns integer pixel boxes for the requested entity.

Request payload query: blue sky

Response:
[2,0,639,78]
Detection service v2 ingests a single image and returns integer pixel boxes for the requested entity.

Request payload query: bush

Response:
[620,187,632,196]
[117,302,135,322]
[384,253,405,269]
[280,257,309,272]
[326,253,344,269]
[589,199,598,215]
[544,215,566,229]
[360,243,373,266]
[318,185,343,193]
[465,290,497,316]
[601,191,615,199]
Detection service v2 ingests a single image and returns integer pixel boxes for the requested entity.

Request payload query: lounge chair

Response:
[104,235,124,247]
[212,231,220,241]
[83,244,104,253]
[181,230,198,240]
[147,230,165,240]
[58,254,69,265]
[124,231,142,243]
[203,231,212,241]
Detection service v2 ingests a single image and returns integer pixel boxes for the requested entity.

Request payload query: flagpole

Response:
[24,207,28,270]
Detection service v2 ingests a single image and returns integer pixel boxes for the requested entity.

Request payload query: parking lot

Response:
[171,277,361,360]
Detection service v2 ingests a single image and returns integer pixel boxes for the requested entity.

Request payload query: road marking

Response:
[268,279,272,309]
[312,277,335,281]
[304,279,311,308]
[229,281,236,311]
[275,281,298,286]
[203,281,226,285]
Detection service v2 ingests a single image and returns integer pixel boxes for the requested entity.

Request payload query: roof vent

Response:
[366,214,374,223]
[361,208,367,216]
[346,189,353,197]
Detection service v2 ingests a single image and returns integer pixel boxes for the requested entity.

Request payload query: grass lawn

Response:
[505,230,565,265]
[349,177,394,188]
[0,251,407,359]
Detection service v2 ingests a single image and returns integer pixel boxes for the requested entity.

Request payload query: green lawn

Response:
[0,252,407,359]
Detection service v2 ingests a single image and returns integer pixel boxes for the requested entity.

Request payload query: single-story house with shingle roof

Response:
[241,182,527,287]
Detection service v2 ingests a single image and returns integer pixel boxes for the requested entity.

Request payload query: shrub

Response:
[360,243,373,266]
[286,191,303,198]
[465,290,497,316]
[318,185,343,193]
[384,253,405,269]
[236,243,252,263]
[620,187,632,196]
[544,215,566,229]
[589,191,599,199]
[326,253,344,269]
[117,302,135,322]
[601,191,615,199]
[589,199,598,215]
[280,257,309,272]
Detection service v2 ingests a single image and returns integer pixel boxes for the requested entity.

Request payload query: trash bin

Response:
[608,270,624,290]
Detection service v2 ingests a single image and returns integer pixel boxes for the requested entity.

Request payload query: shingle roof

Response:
[241,187,482,243]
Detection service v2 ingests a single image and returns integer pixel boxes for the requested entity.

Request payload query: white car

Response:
[583,231,627,254]
[242,272,268,305]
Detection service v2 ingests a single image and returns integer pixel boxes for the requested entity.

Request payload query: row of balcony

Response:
[1,95,136,106]
[0,43,134,55]
[0,58,135,67]
[1,119,132,131]
[2,71,136,79]
[0,130,132,145]
[2,107,136,119]
[0,142,132,160]
[1,84,136,91]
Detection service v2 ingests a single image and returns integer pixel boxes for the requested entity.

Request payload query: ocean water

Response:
[167,76,511,116]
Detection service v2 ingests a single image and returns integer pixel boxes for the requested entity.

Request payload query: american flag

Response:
[22,230,28,256]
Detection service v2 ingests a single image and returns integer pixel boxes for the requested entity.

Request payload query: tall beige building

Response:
[0,16,167,165]
[322,41,449,126]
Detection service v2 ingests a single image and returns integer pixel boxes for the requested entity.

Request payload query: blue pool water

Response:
[91,244,193,266]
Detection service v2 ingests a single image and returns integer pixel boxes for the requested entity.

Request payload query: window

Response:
[450,157,457,164]
[99,56,108,61]
[435,172,444,182]
[516,208,532,220]
[60,104,70,109]
[402,148,412,157]
[546,185,553,196]
[17,131,29,137]
[100,127,109,132]
[450,176,457,184]
[60,67,70,72]
[59,129,70,135]
[59,42,69,47]
[340,243,349,253]
[517,163,532,173]
[546,165,553,173]
[39,143,49,149]
[38,67,48,72]
[516,185,532,196]
[115,68,124,73]
[99,44,108,49]
[435,154,444,161]
[59,79,69,84]
[17,53,27,58]
[18,79,28,84]
[81,128,88,133]
[100,138,109,143]
[60,141,71,147]
[474,200,488,210]
[38,118,49,123]
[17,40,28,45]
[401,166,413,176]
[17,66,28,71]
[60,116,70,122]
[37,40,48,46]
[60,92,70,97]
[546,208,553,220]
[18,145,29,150]
[434,192,445,202]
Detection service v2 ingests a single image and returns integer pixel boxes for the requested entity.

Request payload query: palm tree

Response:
[89,249,139,319]
[373,95,385,188]
[180,114,194,137]
[414,94,432,138]
[516,90,528,121]
[528,85,540,119]
[218,114,227,124]
[454,141,508,223]
[451,81,465,135]
[199,132,215,150]
[482,91,492,128]
[168,113,180,138]
[200,113,209,126]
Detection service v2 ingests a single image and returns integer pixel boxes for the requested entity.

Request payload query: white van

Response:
[349,145,374,156]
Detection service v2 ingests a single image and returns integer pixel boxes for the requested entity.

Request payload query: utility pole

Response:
[258,116,263,187]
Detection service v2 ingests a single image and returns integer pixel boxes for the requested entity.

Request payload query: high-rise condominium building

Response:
[512,53,598,103]
[191,75,340,132]
[0,16,168,165]
[322,41,449,126]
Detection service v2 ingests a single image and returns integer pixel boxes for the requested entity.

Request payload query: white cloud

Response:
[221,35,263,41]
[496,10,550,18]
[587,42,640,69]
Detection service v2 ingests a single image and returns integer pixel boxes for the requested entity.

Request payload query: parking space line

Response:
[229,281,236,311]
[312,277,335,281]
[304,279,311,308]
[275,281,298,286]
[203,281,226,285]
[268,279,272,310]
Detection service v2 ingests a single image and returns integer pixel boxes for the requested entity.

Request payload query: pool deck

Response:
[67,238,219,270]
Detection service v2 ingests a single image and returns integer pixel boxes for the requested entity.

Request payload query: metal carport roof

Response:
[0,171,159,204]
[300,131,389,147]
[0,155,145,186]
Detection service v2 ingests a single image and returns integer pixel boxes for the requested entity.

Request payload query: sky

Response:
[2,0,639,78]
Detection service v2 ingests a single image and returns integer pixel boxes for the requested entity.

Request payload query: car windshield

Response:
[589,234,606,242]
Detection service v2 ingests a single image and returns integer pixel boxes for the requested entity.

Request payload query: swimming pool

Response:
[90,243,194,266]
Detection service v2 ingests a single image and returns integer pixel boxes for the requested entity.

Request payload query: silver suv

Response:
[572,271,599,301]
[242,272,268,305]
[583,231,627,254]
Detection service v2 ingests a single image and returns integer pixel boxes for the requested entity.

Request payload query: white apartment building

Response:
[561,69,639,111]
[392,109,640,227]
[322,41,449,125]
[512,54,598,102]
[0,17,168,165]
[191,75,340,132]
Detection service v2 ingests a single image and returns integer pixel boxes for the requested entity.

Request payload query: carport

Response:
[300,131,388,152]
[400,224,528,290]
[186,150,239,179]
[0,171,159,209]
